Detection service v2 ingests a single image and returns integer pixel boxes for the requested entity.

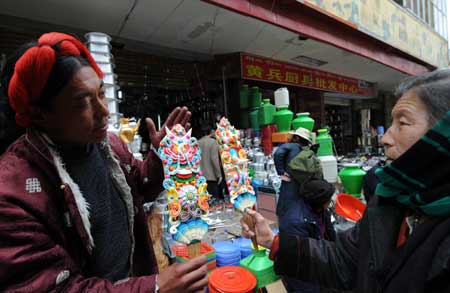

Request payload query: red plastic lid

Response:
[209,266,256,293]
[335,193,366,222]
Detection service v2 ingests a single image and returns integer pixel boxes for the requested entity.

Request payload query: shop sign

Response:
[241,53,375,97]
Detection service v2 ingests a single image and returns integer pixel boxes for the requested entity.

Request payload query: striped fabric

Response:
[375,110,450,216]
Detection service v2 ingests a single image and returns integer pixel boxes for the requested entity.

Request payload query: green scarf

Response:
[375,110,450,216]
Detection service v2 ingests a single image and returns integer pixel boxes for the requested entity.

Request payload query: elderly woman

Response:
[242,69,450,293]
[0,33,208,292]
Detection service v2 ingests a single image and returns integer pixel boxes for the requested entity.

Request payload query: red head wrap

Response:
[7,32,104,127]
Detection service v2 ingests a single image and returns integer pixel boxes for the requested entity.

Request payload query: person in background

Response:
[280,179,336,293]
[273,127,312,217]
[242,69,450,293]
[198,124,222,199]
[0,32,208,293]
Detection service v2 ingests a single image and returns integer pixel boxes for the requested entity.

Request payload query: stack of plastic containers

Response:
[239,85,249,129]
[248,86,262,131]
[316,128,338,183]
[273,87,293,132]
[85,32,120,126]
[233,237,253,259]
[213,241,241,267]
[172,242,217,272]
[259,99,276,155]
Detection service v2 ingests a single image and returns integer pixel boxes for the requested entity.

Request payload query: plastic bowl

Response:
[335,193,366,222]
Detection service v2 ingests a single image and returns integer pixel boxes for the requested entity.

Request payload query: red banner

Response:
[241,53,375,97]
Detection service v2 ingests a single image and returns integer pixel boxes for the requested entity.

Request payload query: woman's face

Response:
[37,66,109,145]
[381,89,430,160]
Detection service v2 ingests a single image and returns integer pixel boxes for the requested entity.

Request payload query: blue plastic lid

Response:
[216,260,241,267]
[216,256,242,263]
[213,241,240,254]
[234,237,251,248]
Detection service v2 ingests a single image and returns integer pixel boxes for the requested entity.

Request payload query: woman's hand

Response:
[240,209,275,249]
[146,106,191,148]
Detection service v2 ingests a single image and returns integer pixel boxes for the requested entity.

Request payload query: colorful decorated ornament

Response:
[158,124,210,246]
[215,117,256,212]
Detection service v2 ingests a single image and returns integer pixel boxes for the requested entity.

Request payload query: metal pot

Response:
[254,151,265,163]
[254,163,265,172]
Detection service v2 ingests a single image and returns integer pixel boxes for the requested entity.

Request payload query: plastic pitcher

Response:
[249,87,262,108]
[273,107,293,132]
[249,108,260,130]
[338,164,366,198]
[258,99,275,125]
[316,128,333,156]
[240,84,249,109]
[292,112,315,131]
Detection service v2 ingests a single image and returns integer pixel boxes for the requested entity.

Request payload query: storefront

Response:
[209,52,379,155]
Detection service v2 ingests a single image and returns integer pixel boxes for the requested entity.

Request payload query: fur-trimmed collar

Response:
[26,129,135,266]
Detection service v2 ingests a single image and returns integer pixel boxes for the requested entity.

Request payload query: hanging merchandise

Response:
[158,124,210,258]
[338,164,366,198]
[273,107,293,132]
[292,112,315,131]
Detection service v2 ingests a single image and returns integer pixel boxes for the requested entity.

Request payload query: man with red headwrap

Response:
[0,32,208,292]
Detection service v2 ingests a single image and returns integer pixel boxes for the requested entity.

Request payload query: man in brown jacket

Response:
[0,32,208,293]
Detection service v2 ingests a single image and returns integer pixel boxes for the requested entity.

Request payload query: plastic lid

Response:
[234,237,251,249]
[343,163,360,168]
[213,241,240,255]
[296,112,310,116]
[263,98,271,103]
[209,266,257,293]
[317,128,328,133]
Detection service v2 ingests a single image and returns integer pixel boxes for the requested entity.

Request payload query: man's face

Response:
[39,66,109,145]
[381,90,430,160]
